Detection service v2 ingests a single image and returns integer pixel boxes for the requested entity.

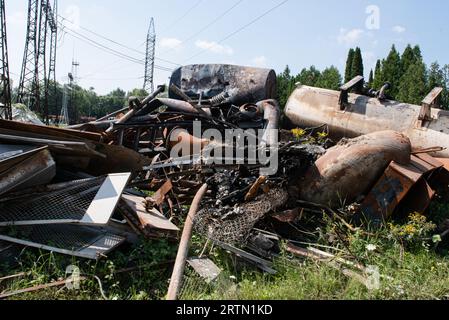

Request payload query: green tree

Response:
[373,59,383,89]
[401,44,418,74]
[296,66,321,87]
[344,48,355,83]
[127,88,149,99]
[316,66,342,90]
[397,61,427,105]
[350,47,364,79]
[368,69,374,88]
[443,65,449,109]
[276,65,295,109]
[381,45,402,98]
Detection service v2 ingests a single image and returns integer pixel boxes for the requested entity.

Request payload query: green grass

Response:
[2,204,449,300]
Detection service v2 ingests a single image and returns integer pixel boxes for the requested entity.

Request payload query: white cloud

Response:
[251,56,267,68]
[337,28,364,45]
[160,38,183,50]
[392,25,406,34]
[195,40,234,55]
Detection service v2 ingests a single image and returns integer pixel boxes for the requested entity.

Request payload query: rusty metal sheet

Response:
[361,155,442,221]
[122,194,179,233]
[0,119,103,142]
[147,179,173,206]
[0,147,56,196]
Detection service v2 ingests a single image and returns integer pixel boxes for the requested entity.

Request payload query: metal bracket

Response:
[338,76,364,111]
[418,87,443,126]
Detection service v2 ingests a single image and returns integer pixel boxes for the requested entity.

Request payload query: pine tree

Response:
[373,59,383,89]
[443,65,449,109]
[344,48,355,83]
[381,45,402,98]
[368,69,374,87]
[350,47,364,92]
[351,47,364,79]
[397,61,427,105]
[428,62,444,91]
[401,44,417,74]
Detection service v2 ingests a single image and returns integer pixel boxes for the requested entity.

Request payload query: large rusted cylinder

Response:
[170,64,277,105]
[299,131,412,207]
[285,85,449,158]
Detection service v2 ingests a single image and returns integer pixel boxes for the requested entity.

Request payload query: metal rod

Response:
[166,183,208,300]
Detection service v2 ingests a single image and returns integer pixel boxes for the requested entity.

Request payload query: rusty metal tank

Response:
[170,64,277,106]
[285,85,449,158]
[300,131,412,207]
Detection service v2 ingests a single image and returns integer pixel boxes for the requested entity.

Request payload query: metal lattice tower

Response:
[143,18,156,94]
[17,0,57,123]
[35,0,49,120]
[17,0,39,110]
[0,0,12,120]
[44,0,57,124]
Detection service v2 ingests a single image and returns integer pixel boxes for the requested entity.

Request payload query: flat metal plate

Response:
[187,257,221,283]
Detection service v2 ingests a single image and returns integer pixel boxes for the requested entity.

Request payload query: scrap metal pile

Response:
[1,64,449,291]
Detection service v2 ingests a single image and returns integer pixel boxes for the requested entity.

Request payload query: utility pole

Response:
[68,59,79,124]
[0,0,12,120]
[143,17,156,94]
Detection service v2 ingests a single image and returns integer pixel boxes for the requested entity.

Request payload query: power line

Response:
[183,0,289,63]
[59,23,173,72]
[160,0,204,34]
[58,14,181,66]
[160,0,245,55]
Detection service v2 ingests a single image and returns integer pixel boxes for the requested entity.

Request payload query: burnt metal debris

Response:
[1,67,449,297]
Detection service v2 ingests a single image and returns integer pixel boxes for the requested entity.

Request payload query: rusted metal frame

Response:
[338,76,364,110]
[419,87,443,125]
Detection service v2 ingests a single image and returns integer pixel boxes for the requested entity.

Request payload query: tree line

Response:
[13,83,148,122]
[277,44,449,110]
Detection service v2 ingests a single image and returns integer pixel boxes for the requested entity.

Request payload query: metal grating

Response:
[0,177,105,224]
[0,224,125,259]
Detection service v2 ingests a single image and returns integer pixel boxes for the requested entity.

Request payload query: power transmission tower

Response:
[35,0,49,121]
[44,0,57,124]
[17,0,39,111]
[0,0,12,120]
[17,0,57,123]
[143,18,156,93]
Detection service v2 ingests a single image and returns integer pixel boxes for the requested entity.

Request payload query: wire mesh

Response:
[194,188,289,245]
[0,177,106,223]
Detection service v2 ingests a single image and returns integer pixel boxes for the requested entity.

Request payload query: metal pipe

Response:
[167,184,208,300]
[285,85,449,158]
[256,99,280,147]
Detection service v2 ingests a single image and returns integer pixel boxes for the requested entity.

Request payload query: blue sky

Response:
[5,0,449,94]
